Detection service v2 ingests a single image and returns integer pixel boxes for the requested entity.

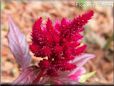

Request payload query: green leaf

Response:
[1,2,5,10]
[77,0,86,9]
[79,71,96,83]
[76,0,95,9]
[77,0,86,5]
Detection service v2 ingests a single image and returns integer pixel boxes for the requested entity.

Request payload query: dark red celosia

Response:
[30,10,94,77]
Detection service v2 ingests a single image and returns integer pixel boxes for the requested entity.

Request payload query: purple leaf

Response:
[70,53,95,63]
[69,53,95,75]
[13,66,39,84]
[8,16,31,69]
[74,54,95,68]
[68,67,86,81]
[54,67,86,84]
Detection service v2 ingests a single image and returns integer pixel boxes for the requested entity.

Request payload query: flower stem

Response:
[32,69,46,83]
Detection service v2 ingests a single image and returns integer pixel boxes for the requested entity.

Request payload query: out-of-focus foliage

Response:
[1,2,5,10]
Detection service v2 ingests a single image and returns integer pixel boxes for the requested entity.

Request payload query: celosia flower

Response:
[7,10,95,85]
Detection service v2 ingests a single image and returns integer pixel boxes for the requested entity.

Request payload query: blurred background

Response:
[1,0,114,84]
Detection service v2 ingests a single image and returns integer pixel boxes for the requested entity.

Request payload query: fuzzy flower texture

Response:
[8,10,95,85]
